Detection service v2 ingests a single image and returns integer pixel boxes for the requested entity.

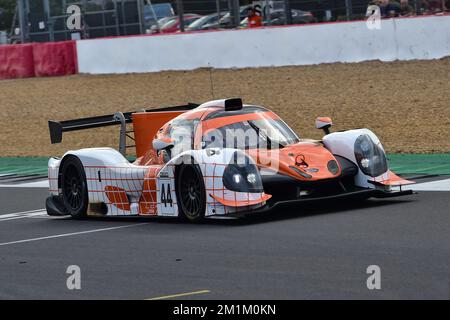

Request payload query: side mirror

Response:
[152,138,174,153]
[315,117,332,135]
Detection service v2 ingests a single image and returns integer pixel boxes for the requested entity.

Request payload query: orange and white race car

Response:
[46,98,414,221]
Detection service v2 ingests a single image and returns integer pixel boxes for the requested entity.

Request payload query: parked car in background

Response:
[218,5,254,28]
[143,2,175,31]
[185,12,227,31]
[240,9,315,27]
[155,14,202,33]
[267,9,315,25]
[148,16,174,33]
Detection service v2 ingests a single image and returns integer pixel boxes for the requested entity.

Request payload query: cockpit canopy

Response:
[158,104,299,155]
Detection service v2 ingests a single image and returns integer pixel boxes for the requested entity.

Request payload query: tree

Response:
[0,0,16,31]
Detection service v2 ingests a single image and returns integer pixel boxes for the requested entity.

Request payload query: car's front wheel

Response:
[61,156,88,219]
[176,164,206,222]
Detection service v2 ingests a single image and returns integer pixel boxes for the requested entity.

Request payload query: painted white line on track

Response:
[146,289,211,300]
[0,180,49,188]
[0,209,48,221]
[0,223,149,246]
[394,178,450,192]
[0,213,47,221]
[28,215,66,219]
[0,208,46,216]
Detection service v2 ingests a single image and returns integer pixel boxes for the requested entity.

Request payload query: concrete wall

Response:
[76,15,450,74]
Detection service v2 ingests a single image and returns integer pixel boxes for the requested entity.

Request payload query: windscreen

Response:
[202,109,299,150]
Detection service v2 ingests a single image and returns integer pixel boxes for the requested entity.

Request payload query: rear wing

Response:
[48,103,199,145]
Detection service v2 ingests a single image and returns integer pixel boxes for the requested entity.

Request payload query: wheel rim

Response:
[180,167,203,218]
[63,164,83,211]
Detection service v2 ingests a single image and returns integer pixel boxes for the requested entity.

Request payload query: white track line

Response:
[400,178,450,192]
[0,180,49,188]
[0,223,148,246]
[146,289,211,300]
[0,209,48,221]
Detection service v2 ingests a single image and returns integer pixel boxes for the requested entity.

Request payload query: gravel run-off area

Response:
[0,58,449,157]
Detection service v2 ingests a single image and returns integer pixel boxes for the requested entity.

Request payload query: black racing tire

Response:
[60,156,88,219]
[175,164,206,222]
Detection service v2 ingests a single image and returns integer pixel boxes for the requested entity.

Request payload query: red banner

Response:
[33,41,77,77]
[0,41,78,80]
[0,44,35,80]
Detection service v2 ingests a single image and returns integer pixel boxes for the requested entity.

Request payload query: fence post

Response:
[112,0,120,36]
[176,0,185,32]
[345,0,353,21]
[283,0,292,25]
[414,0,421,14]
[232,0,240,27]
[17,0,26,43]
[216,0,221,19]
[137,0,145,34]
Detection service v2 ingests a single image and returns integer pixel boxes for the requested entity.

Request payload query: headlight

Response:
[223,153,263,192]
[360,158,370,169]
[247,173,257,184]
[354,134,387,177]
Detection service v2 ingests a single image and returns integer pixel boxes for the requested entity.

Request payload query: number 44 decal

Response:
[160,182,173,207]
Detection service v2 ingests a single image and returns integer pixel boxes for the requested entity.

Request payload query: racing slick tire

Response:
[60,156,88,219]
[175,164,206,222]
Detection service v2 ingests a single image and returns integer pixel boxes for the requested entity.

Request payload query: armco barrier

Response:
[0,44,35,80]
[76,15,450,74]
[33,41,77,77]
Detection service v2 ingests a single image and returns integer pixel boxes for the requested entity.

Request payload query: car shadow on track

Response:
[230,197,415,226]
[48,196,416,227]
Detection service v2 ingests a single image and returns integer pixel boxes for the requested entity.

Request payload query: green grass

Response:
[387,154,450,175]
[0,157,49,175]
[0,154,449,176]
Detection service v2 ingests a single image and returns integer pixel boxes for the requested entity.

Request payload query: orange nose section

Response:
[248,142,341,181]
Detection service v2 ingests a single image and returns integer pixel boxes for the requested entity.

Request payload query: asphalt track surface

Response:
[0,185,449,299]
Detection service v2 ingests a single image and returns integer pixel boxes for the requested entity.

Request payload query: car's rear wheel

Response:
[176,164,206,222]
[61,156,88,219]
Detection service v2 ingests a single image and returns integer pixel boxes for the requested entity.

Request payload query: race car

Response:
[46,98,414,221]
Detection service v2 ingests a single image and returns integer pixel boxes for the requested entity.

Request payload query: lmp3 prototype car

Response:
[46,98,414,221]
